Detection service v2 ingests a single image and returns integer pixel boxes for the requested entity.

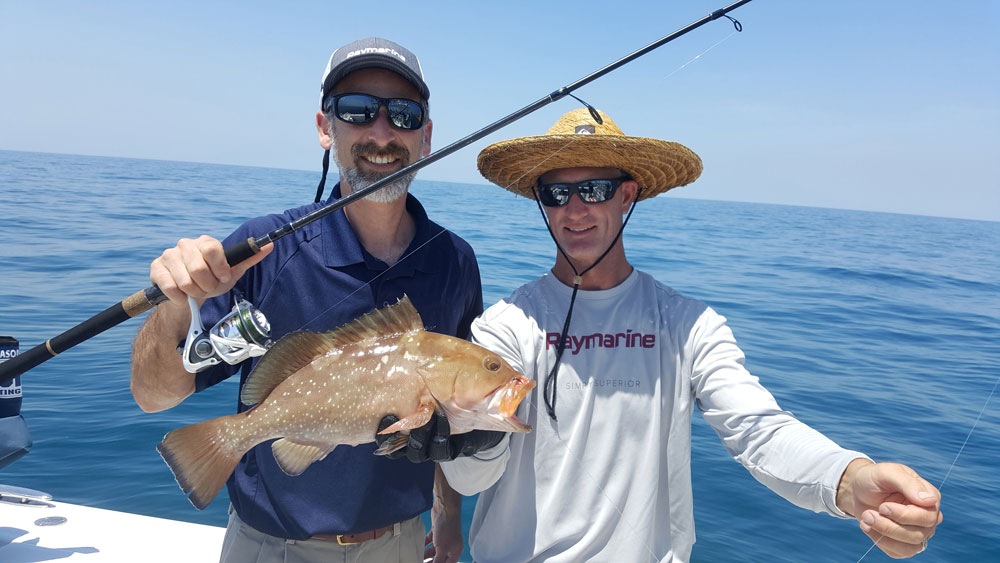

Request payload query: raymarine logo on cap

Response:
[346,47,406,63]
[575,125,595,135]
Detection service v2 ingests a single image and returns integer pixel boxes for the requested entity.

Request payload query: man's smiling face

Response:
[539,167,638,269]
[327,67,431,201]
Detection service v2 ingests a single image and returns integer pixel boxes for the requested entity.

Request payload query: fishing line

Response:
[936,373,998,489]
[663,30,741,81]
[855,372,999,562]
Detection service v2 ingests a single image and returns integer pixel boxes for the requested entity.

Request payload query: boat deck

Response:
[1,486,225,562]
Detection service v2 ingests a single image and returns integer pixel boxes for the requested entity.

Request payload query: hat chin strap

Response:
[531,187,642,422]
[314,149,332,203]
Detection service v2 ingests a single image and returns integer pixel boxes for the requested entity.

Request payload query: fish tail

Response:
[157,414,246,510]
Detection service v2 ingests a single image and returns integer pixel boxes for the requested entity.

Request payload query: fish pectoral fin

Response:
[373,433,409,456]
[376,402,436,434]
[271,439,328,476]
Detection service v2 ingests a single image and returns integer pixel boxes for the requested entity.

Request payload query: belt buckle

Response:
[335,534,358,546]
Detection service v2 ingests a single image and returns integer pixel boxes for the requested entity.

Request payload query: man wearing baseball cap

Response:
[132,37,486,562]
[441,108,943,562]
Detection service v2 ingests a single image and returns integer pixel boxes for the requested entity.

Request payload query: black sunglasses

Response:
[324,93,426,130]
[535,177,630,207]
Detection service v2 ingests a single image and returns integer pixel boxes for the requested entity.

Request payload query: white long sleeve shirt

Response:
[442,269,866,562]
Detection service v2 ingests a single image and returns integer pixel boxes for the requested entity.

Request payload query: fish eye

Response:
[483,356,502,372]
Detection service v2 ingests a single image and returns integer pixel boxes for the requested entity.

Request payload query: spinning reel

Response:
[181,297,272,373]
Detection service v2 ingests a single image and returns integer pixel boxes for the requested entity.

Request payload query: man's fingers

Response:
[860,527,927,559]
[860,509,933,557]
[879,499,943,528]
[434,411,450,433]
[406,433,429,463]
[872,463,940,508]
[427,433,451,461]
[874,470,942,529]
[404,415,435,463]
[149,258,187,303]
[862,509,930,543]
[190,236,272,293]
[230,241,273,278]
[427,413,452,461]
[407,414,435,443]
[151,236,273,306]
[907,478,941,508]
[184,235,236,295]
[152,237,223,302]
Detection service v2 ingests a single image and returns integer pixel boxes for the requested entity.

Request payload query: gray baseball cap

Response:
[320,37,430,108]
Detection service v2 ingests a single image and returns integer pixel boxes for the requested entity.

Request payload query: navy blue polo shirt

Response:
[195,183,483,539]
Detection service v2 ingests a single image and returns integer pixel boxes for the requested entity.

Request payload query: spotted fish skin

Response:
[157,295,534,510]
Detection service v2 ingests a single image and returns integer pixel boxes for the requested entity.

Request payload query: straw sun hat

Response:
[477,108,702,201]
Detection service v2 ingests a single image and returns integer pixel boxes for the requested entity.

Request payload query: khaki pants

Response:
[219,508,425,563]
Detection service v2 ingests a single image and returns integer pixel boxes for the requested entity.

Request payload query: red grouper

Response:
[157,295,534,509]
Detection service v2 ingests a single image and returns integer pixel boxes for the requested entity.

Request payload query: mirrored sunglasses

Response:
[536,177,629,207]
[324,93,426,130]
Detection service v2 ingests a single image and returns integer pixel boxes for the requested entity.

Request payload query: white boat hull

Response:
[1,488,224,562]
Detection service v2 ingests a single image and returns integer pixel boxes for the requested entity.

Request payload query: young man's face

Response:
[538,167,638,268]
[316,68,432,199]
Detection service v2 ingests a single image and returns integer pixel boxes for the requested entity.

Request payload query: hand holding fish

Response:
[836,459,942,558]
[376,412,505,463]
[156,295,534,509]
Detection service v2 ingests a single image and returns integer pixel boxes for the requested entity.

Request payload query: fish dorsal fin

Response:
[239,295,424,406]
[321,294,424,349]
[240,331,333,406]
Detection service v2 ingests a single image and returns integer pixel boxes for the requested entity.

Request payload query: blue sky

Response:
[2,0,997,221]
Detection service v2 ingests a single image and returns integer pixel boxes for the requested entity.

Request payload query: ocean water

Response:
[0,150,997,562]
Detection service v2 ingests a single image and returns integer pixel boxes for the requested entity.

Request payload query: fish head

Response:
[418,341,535,434]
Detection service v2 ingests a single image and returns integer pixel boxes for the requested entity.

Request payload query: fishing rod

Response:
[0,0,753,385]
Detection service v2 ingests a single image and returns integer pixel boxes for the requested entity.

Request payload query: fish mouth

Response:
[486,377,535,432]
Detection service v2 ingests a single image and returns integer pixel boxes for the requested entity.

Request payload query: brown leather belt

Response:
[312,523,396,546]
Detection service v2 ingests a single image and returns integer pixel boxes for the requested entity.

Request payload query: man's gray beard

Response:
[331,137,417,204]
[338,166,415,203]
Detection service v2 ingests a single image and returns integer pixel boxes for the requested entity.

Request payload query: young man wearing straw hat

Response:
[440,108,943,562]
